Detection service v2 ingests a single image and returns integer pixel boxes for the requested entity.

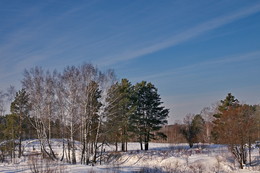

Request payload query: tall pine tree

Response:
[131,81,169,150]
[104,79,134,151]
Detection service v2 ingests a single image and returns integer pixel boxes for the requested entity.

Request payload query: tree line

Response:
[0,63,169,164]
[0,63,259,169]
[159,93,260,169]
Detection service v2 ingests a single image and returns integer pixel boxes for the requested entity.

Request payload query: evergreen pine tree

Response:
[10,89,30,158]
[215,93,239,118]
[131,81,169,150]
[104,79,134,151]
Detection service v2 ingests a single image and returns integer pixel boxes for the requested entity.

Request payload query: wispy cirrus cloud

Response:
[97,3,260,66]
[1,1,260,89]
[0,2,89,71]
[131,51,260,81]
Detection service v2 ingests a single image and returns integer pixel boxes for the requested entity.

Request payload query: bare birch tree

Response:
[78,64,101,165]
[22,67,56,160]
[20,63,116,165]
[61,66,81,164]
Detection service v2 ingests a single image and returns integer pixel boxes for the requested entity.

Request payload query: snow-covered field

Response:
[0,140,259,173]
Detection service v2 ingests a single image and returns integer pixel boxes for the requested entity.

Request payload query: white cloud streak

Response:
[98,3,260,66]
[131,51,260,81]
[1,2,260,89]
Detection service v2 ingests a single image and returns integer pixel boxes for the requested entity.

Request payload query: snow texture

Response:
[0,140,259,173]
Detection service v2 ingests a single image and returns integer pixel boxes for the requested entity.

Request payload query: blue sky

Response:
[1,0,260,123]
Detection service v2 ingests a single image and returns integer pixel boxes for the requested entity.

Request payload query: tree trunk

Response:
[239,160,243,169]
[85,122,89,165]
[242,145,247,165]
[93,117,102,164]
[18,113,22,158]
[81,141,86,164]
[145,142,149,150]
[47,139,56,160]
[100,142,104,165]
[72,140,76,164]
[248,138,252,166]
[139,137,143,150]
[233,146,244,169]
[60,139,65,161]
[67,139,71,163]
[12,126,15,161]
[70,114,76,164]
[121,142,125,152]
[18,136,22,158]
[145,132,149,150]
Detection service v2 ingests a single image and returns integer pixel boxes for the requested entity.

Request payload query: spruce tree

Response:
[131,81,169,150]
